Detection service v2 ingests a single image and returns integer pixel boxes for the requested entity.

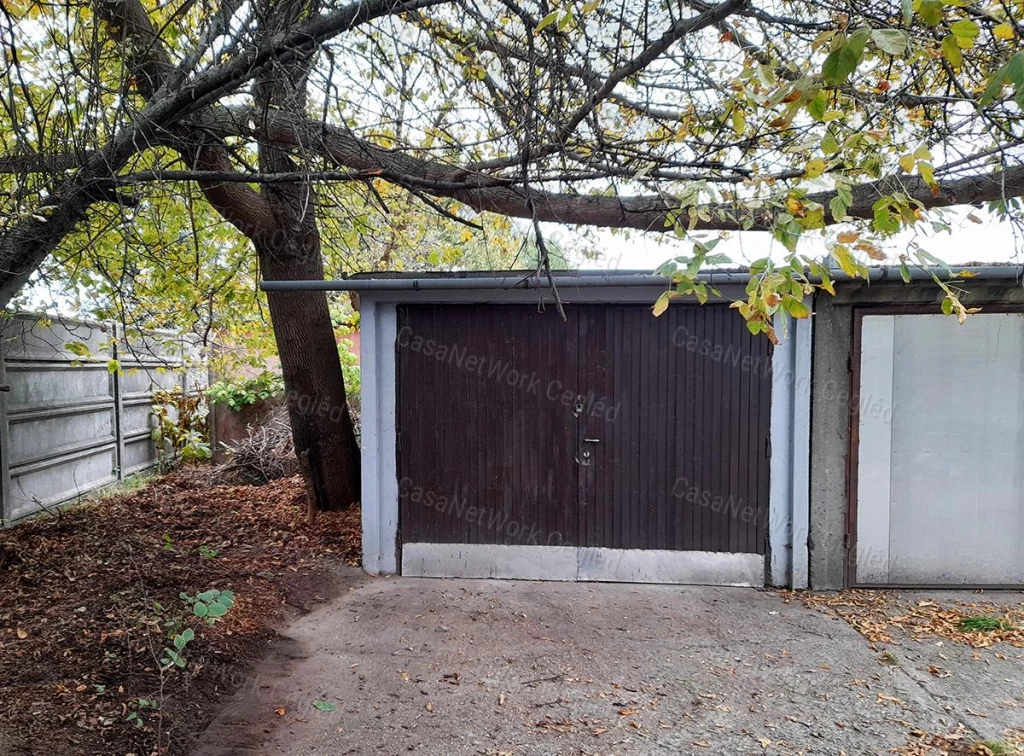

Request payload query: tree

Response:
[2,0,1024,507]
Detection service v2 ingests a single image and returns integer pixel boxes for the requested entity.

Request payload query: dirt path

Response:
[197,579,1024,755]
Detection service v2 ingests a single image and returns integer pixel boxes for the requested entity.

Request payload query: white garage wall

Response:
[856,312,1024,585]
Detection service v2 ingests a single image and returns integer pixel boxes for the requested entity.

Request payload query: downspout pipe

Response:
[260,265,1024,292]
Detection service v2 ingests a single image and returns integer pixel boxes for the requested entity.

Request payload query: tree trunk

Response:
[260,238,361,511]
[247,0,359,512]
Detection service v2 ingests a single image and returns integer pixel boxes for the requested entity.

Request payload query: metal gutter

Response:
[260,265,1024,292]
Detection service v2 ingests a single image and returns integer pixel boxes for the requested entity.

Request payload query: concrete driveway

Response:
[198,570,1024,755]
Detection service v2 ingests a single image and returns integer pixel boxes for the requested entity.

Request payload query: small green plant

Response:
[180,589,235,624]
[152,387,211,467]
[161,534,175,552]
[155,590,234,675]
[125,697,159,729]
[206,371,285,411]
[975,741,1014,756]
[958,614,1013,632]
[338,341,361,397]
[879,651,899,666]
[197,544,219,559]
[161,628,194,670]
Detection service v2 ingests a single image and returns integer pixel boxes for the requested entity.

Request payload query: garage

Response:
[302,271,815,588]
[851,308,1024,586]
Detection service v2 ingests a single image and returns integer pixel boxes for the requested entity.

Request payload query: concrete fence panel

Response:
[0,313,203,523]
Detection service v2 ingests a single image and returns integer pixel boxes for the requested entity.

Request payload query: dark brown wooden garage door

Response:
[396,303,772,554]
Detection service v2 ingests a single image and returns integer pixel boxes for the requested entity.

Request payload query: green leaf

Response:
[313,700,337,712]
[774,219,803,252]
[918,0,943,26]
[535,10,559,33]
[950,19,979,40]
[829,196,849,222]
[206,603,228,618]
[193,602,209,618]
[899,261,912,283]
[822,45,859,85]
[806,91,826,121]
[872,29,907,55]
[846,27,871,57]
[942,35,963,66]
[782,296,811,319]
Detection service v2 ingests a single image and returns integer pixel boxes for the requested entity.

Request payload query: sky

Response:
[561,206,1024,273]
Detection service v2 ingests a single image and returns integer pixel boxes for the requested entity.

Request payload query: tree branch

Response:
[214,106,1024,233]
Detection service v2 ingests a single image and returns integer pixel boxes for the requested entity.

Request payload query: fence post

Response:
[112,321,125,482]
[0,339,10,522]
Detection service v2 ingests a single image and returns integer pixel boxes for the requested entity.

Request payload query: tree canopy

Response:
[2,0,1024,505]
[4,0,1024,282]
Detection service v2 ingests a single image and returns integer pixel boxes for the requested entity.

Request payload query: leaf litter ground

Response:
[787,589,1024,755]
[0,468,360,755]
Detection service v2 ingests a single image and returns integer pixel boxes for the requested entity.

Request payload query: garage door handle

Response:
[583,438,601,443]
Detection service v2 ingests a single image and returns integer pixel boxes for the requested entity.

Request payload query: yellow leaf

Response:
[898,154,915,173]
[838,230,860,243]
[16,628,27,639]
[786,197,804,215]
[919,161,936,186]
[732,108,746,134]
[995,23,1014,40]
[652,291,671,317]
[832,244,861,278]
[804,157,827,178]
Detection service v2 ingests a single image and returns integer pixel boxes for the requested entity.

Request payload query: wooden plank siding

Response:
[396,303,772,555]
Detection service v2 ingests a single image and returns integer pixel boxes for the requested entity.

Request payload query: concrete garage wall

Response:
[0,313,202,523]
[808,295,853,590]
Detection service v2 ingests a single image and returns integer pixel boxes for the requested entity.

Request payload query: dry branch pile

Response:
[220,405,299,485]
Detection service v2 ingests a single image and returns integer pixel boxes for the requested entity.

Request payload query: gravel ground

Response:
[197,576,1024,755]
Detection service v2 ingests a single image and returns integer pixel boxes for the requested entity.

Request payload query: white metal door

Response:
[855,312,1024,585]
